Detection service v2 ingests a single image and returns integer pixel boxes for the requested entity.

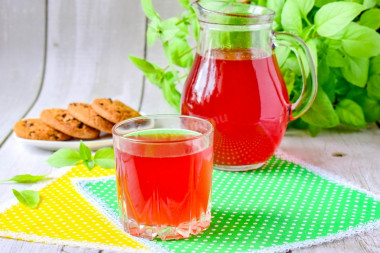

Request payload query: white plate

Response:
[14,133,113,151]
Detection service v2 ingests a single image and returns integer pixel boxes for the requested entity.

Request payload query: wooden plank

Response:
[0,0,45,145]
[1,0,379,252]
[280,125,380,252]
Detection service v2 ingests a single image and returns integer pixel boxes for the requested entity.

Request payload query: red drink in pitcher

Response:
[182,1,317,171]
[182,49,290,168]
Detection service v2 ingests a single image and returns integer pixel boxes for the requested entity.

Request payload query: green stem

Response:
[304,16,312,27]
[178,46,196,59]
[160,38,182,86]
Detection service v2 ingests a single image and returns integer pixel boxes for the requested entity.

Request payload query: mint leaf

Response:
[46,148,81,168]
[341,56,369,87]
[94,148,115,169]
[79,140,92,161]
[336,99,366,128]
[342,23,380,58]
[367,74,380,100]
[129,55,157,73]
[12,189,40,208]
[281,0,302,35]
[141,0,160,20]
[314,2,364,37]
[301,89,340,128]
[1,174,47,184]
[360,8,380,30]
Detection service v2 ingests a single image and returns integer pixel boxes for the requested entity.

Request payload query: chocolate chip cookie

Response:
[40,108,100,139]
[68,102,114,134]
[91,98,141,124]
[13,118,72,141]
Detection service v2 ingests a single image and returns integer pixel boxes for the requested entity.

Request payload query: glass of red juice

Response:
[112,115,214,240]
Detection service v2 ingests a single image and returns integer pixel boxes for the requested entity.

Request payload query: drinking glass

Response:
[113,115,214,240]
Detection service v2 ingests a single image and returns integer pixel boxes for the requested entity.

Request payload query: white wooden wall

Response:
[0,0,379,252]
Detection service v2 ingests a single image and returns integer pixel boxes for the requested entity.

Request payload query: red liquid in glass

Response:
[115,131,213,228]
[182,49,290,166]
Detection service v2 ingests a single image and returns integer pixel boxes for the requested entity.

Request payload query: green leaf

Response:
[162,72,181,111]
[1,174,47,184]
[301,89,340,128]
[129,56,157,73]
[281,0,302,35]
[367,74,380,100]
[283,55,302,76]
[342,23,380,58]
[267,0,284,30]
[46,148,81,168]
[360,8,380,30]
[79,140,92,161]
[361,96,380,122]
[363,0,377,9]
[317,57,331,88]
[169,38,193,68]
[341,56,369,87]
[190,14,200,41]
[141,0,160,20]
[146,19,160,46]
[308,124,322,137]
[314,2,364,37]
[283,68,296,95]
[296,0,315,18]
[335,78,351,97]
[274,46,290,67]
[83,160,95,171]
[94,148,115,169]
[335,99,366,128]
[161,18,182,40]
[326,48,346,67]
[12,189,40,208]
[145,65,166,89]
[370,55,380,75]
[314,0,335,8]
[306,39,318,71]
[178,0,191,9]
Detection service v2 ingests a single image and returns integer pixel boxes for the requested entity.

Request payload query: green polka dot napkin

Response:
[72,154,380,253]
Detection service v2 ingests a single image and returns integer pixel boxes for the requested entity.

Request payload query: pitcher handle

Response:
[274,32,318,120]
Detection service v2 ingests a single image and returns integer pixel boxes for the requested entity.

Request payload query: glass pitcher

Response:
[181,0,317,171]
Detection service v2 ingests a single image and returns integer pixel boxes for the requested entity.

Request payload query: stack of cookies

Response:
[13,98,141,141]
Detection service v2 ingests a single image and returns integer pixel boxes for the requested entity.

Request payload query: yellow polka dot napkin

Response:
[0,165,149,252]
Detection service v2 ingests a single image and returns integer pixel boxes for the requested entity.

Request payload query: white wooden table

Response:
[0,1,379,252]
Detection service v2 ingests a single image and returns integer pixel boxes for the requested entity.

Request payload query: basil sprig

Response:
[46,141,115,170]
